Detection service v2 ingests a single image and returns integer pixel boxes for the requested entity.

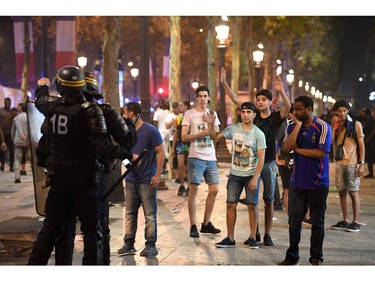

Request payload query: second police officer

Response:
[28,66,133,265]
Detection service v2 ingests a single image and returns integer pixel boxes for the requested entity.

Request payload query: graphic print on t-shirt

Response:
[232,132,255,167]
[195,122,212,148]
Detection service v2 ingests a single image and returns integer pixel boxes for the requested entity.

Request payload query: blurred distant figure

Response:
[0,97,17,172]
[359,108,375,178]
[11,103,29,183]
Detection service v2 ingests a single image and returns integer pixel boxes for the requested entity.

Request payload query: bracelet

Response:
[359,160,365,164]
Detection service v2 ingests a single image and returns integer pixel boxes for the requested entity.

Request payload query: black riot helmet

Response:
[53,65,86,93]
[84,71,103,99]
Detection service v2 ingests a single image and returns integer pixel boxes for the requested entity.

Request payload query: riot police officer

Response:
[28,65,132,265]
[53,71,137,265]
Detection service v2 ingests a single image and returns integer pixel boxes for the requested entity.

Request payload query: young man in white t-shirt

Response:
[165,101,180,181]
[207,102,266,249]
[181,86,221,238]
[153,100,170,173]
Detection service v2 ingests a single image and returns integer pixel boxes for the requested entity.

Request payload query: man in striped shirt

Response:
[278,96,332,266]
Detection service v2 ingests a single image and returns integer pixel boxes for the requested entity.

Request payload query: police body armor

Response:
[46,102,98,170]
[99,103,137,150]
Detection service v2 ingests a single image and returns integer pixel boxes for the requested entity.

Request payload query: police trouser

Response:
[28,167,102,265]
[99,173,110,265]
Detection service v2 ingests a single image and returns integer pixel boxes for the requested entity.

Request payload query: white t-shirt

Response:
[165,112,179,141]
[182,108,220,161]
[153,108,170,139]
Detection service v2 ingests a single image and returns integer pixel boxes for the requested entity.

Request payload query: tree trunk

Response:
[246,17,255,104]
[231,17,242,122]
[169,16,181,105]
[206,17,217,111]
[102,16,121,111]
[21,17,30,102]
[102,16,124,203]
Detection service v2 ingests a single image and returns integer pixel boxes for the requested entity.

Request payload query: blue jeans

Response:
[124,182,157,247]
[257,161,277,201]
[286,185,328,263]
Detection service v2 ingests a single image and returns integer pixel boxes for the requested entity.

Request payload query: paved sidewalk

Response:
[0,161,374,268]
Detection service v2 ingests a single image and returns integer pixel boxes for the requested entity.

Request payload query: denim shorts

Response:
[335,164,360,192]
[257,161,277,201]
[226,174,259,206]
[187,157,219,185]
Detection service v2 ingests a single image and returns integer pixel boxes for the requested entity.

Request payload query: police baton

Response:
[101,149,148,202]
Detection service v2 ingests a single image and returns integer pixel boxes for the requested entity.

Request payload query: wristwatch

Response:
[359,160,365,164]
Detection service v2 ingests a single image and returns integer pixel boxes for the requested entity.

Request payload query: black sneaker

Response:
[189,224,199,238]
[247,237,259,249]
[256,233,261,243]
[140,246,158,256]
[14,179,21,183]
[302,218,312,227]
[118,244,136,256]
[278,257,299,265]
[274,202,283,211]
[200,221,221,234]
[347,222,361,232]
[331,220,350,230]
[263,234,273,246]
[215,237,236,248]
[244,236,260,246]
[20,170,27,176]
[177,185,186,196]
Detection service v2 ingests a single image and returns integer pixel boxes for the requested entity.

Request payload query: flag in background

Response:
[161,37,170,96]
[55,16,76,71]
[13,16,35,83]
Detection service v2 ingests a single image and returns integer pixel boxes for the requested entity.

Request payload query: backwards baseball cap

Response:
[240,102,257,112]
[333,99,351,111]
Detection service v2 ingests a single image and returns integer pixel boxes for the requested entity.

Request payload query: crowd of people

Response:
[1,63,374,266]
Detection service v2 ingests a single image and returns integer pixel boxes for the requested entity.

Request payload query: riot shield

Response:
[26,100,48,217]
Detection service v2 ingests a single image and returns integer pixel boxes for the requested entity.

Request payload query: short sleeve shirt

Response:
[182,108,220,161]
[126,122,163,184]
[254,111,283,162]
[287,116,332,190]
[222,123,266,177]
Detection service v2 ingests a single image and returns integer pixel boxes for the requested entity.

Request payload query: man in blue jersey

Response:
[278,96,332,266]
[118,102,165,257]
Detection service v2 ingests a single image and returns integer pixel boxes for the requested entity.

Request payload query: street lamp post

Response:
[215,22,229,131]
[253,48,264,92]
[215,20,231,162]
[130,67,139,99]
[286,69,295,102]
